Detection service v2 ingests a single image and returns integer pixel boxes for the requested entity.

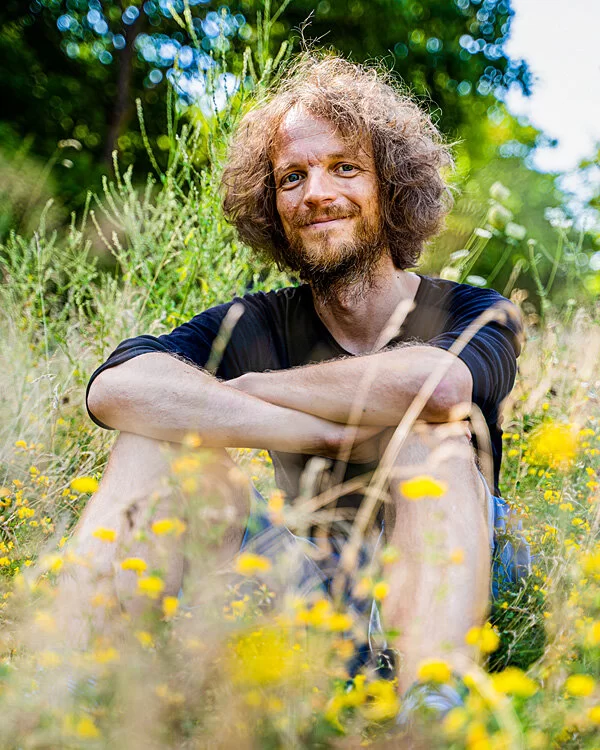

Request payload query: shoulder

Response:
[417,274,522,334]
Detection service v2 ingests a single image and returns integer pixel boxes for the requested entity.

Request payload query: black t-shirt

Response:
[86,274,523,499]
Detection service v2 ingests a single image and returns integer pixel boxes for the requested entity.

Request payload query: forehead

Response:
[270,106,372,168]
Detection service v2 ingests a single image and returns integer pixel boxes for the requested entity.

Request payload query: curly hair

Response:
[221,54,454,271]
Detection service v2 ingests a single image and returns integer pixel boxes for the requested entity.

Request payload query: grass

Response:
[1,20,600,749]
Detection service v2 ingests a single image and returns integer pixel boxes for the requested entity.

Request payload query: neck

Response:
[311,256,422,355]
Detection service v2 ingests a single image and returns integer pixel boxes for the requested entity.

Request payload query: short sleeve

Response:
[85,302,234,429]
[425,286,523,416]
[85,292,286,429]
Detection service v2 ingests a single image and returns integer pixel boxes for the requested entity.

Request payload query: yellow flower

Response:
[40,553,64,574]
[135,630,154,648]
[151,517,187,536]
[565,674,595,697]
[417,659,452,684]
[75,716,100,739]
[228,628,302,686]
[588,705,600,724]
[443,707,468,736]
[70,476,99,494]
[267,490,285,524]
[137,575,165,599]
[171,454,202,474]
[465,623,500,653]
[466,721,491,749]
[492,667,538,697]
[14,440,27,449]
[182,432,202,449]
[399,475,448,501]
[582,552,600,576]
[234,552,272,577]
[359,680,400,722]
[529,423,578,468]
[449,547,465,565]
[162,596,179,619]
[586,621,600,646]
[372,581,390,601]
[296,598,332,627]
[380,545,400,565]
[92,527,117,543]
[120,557,147,575]
[327,612,353,632]
[324,694,348,732]
[91,647,120,664]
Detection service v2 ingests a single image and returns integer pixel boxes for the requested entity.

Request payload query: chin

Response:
[303,245,348,271]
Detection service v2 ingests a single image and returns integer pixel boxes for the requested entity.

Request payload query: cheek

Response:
[276,194,297,229]
[364,180,382,221]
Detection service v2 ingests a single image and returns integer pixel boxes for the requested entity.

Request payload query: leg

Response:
[381,421,490,694]
[53,432,249,647]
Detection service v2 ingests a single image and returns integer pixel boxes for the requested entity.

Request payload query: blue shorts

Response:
[239,472,531,648]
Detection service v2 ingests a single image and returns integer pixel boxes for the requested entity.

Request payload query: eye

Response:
[281,172,303,186]
[336,163,358,175]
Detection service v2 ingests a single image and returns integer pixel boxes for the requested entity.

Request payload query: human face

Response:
[271,108,387,298]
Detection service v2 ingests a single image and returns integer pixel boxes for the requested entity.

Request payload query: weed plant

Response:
[0,7,600,748]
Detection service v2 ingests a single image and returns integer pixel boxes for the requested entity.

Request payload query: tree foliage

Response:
[0,0,535,207]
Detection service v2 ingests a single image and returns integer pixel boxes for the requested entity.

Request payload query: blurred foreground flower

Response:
[92,527,117,543]
[63,714,101,739]
[399,475,448,501]
[120,557,147,575]
[360,680,400,722]
[529,422,579,468]
[417,659,452,683]
[565,674,595,697]
[465,622,500,653]
[492,667,538,697]
[229,628,305,686]
[137,575,165,599]
[151,517,187,536]
[162,595,179,619]
[234,552,272,576]
[70,476,99,494]
[372,581,390,601]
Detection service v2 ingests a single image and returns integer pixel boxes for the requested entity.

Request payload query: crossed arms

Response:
[87,345,473,461]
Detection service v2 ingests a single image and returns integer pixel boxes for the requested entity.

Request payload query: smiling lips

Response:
[303,216,350,228]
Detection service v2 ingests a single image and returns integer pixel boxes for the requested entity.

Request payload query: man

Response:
[76,56,525,707]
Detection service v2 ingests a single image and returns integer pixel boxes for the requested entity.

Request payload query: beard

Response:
[279,208,387,304]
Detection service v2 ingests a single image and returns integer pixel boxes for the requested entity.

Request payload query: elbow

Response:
[87,369,121,428]
[425,362,473,423]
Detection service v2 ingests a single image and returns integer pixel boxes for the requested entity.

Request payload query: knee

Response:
[392,420,474,469]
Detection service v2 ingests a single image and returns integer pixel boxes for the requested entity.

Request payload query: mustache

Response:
[290,206,360,228]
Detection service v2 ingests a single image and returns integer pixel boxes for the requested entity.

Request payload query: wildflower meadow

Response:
[1,2,600,748]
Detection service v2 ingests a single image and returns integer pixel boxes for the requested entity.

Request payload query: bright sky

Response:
[503,0,600,174]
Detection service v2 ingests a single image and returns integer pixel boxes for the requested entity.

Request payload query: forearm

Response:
[86,352,345,455]
[230,346,473,426]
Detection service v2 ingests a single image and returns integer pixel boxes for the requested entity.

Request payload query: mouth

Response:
[303,216,349,229]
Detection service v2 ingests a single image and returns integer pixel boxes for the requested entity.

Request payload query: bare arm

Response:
[86,352,381,458]
[229,345,473,426]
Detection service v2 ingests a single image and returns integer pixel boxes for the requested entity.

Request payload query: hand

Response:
[333,424,389,464]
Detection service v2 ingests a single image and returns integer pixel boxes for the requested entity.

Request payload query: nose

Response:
[303,168,336,207]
